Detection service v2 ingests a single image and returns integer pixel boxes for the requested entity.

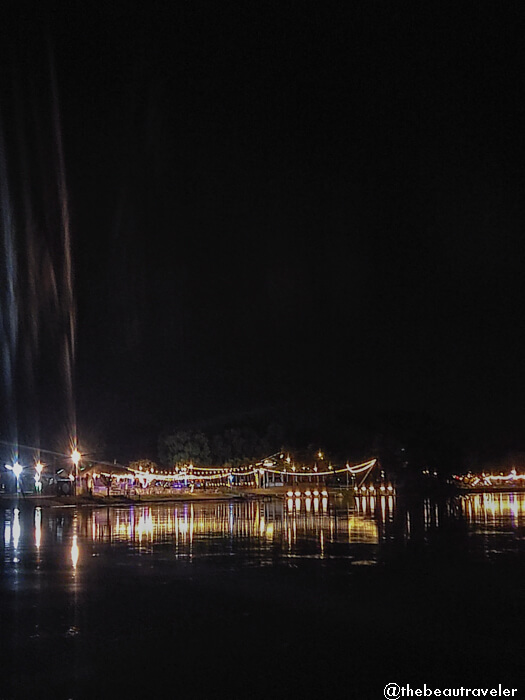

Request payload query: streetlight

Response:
[5,462,23,494]
[71,449,81,496]
[13,462,22,494]
[35,461,43,493]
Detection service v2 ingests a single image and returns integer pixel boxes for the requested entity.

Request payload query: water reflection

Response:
[71,534,79,568]
[460,492,525,557]
[463,492,525,524]
[0,493,523,700]
[0,492,524,570]
[12,507,20,550]
[83,500,381,561]
[34,506,41,549]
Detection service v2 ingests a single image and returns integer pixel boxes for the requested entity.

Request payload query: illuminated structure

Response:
[84,457,378,494]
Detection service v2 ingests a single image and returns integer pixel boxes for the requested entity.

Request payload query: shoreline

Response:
[0,493,263,509]
[2,484,521,509]
[0,489,291,509]
[0,485,352,509]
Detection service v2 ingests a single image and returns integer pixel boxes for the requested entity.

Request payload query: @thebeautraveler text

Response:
[384,684,518,698]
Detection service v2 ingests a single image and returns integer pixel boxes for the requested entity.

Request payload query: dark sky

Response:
[2,2,525,459]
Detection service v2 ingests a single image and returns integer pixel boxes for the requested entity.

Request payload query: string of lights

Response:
[0,438,377,486]
[120,458,377,483]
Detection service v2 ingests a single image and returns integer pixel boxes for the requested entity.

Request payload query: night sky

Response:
[1,2,525,460]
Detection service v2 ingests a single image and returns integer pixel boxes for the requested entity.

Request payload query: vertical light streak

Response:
[50,50,76,440]
[13,508,20,550]
[0,117,18,447]
[71,535,79,569]
[35,507,42,548]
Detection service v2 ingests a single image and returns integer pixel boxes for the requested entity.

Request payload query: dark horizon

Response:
[2,3,525,464]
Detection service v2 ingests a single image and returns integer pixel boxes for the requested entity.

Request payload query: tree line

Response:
[158,423,286,468]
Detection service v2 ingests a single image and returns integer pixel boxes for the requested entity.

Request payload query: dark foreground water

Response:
[1,493,524,699]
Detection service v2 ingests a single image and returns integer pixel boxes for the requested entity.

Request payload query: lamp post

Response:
[35,461,43,493]
[13,462,22,494]
[5,461,23,494]
[71,449,81,496]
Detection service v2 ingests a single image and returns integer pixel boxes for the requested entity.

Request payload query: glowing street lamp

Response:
[5,462,23,493]
[13,462,22,493]
[71,448,81,496]
[35,461,44,493]
[5,462,23,494]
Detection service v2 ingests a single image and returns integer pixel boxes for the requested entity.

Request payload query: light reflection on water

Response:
[83,498,381,558]
[463,491,525,524]
[1,493,524,699]
[1,492,525,571]
[1,498,381,569]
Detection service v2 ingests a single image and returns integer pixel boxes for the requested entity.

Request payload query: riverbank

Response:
[0,488,290,508]
[459,484,525,493]
[0,485,357,508]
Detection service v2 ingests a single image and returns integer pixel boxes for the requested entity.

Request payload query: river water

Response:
[1,493,524,699]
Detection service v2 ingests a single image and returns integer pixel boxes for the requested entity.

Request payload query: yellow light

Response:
[13,509,20,549]
[35,507,42,548]
[71,449,81,466]
[71,536,79,568]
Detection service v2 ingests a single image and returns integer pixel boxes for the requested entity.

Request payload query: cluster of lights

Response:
[286,490,329,498]
[5,462,23,478]
[3,448,82,493]
[115,457,378,484]
[1,442,377,494]
[456,469,525,487]
[355,484,394,494]
[261,458,376,477]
